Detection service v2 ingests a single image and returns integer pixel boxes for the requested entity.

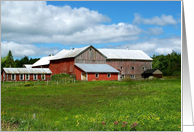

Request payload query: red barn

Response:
[74,63,119,81]
[30,45,153,81]
[32,45,107,75]
[1,68,52,81]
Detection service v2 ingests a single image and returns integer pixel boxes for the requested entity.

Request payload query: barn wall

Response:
[49,58,74,75]
[106,60,152,75]
[75,47,106,64]
[153,74,162,78]
[87,73,118,81]
[74,66,84,81]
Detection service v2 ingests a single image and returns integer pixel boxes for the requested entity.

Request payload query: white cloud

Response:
[133,13,177,26]
[1,41,59,58]
[116,36,181,56]
[147,27,164,36]
[1,1,142,45]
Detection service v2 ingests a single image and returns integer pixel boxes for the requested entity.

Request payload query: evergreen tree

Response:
[5,50,15,68]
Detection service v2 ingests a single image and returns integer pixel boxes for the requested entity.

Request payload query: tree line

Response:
[1,50,181,76]
[1,50,40,71]
[151,50,181,76]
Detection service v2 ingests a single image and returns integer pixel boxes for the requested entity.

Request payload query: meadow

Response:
[1,75,181,131]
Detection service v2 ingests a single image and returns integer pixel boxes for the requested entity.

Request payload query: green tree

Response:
[5,50,15,68]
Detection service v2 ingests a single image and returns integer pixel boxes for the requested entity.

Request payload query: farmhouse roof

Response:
[75,63,119,73]
[32,56,54,67]
[3,68,52,74]
[98,49,153,60]
[23,64,33,68]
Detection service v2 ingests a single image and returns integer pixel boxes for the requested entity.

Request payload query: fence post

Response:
[33,113,36,120]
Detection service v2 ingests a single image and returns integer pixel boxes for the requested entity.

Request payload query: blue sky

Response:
[1,1,181,59]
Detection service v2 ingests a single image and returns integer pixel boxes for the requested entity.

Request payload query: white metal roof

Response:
[51,45,91,60]
[32,56,54,67]
[3,68,52,74]
[98,49,153,60]
[23,64,33,68]
[75,63,119,73]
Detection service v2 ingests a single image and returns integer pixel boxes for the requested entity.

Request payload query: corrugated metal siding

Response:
[74,63,119,73]
[75,47,106,64]
[106,60,152,75]
[3,68,52,74]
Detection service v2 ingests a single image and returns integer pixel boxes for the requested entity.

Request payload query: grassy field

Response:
[1,75,181,131]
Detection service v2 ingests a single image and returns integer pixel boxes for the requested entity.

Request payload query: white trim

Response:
[20,74,24,80]
[11,74,15,80]
[3,73,5,81]
[25,74,30,80]
[41,74,45,80]
[107,73,111,78]
[33,74,38,80]
[95,73,99,78]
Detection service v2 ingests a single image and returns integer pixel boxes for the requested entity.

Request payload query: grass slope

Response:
[1,76,181,131]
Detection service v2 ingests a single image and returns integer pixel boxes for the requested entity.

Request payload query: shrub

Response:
[24,83,31,87]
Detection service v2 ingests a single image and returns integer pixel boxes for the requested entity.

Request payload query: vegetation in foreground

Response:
[1,75,181,131]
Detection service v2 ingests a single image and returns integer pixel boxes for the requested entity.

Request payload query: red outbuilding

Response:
[1,68,52,82]
[74,63,119,81]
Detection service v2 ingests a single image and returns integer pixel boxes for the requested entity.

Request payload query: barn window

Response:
[120,60,123,62]
[132,60,135,62]
[20,74,24,80]
[143,66,145,71]
[131,75,135,79]
[89,48,92,51]
[107,60,111,62]
[11,74,15,80]
[26,74,30,80]
[107,73,111,78]
[120,66,123,70]
[95,73,99,78]
[33,74,37,80]
[41,74,45,80]
[132,66,135,70]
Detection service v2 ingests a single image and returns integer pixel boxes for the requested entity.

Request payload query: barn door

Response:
[82,73,87,81]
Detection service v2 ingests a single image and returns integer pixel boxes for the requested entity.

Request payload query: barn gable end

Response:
[75,46,106,64]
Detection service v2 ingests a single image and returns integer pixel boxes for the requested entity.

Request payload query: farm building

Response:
[74,63,119,81]
[32,45,107,75]
[28,45,153,81]
[1,68,52,81]
[141,69,163,78]
[98,49,153,79]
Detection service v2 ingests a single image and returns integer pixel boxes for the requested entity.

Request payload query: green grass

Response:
[1,76,181,131]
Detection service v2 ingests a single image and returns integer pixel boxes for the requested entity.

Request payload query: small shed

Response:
[1,68,52,81]
[141,69,162,78]
[74,63,119,81]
